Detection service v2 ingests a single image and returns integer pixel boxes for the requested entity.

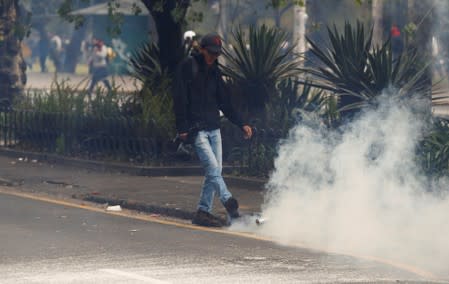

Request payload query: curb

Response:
[0,177,17,187]
[0,148,267,191]
[81,194,195,220]
[224,176,267,191]
[0,148,205,176]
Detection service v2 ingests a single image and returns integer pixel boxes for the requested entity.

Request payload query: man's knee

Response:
[205,165,222,178]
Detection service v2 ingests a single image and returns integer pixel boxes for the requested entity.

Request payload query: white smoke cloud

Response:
[258,95,449,277]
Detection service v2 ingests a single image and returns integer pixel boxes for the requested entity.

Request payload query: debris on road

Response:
[106,205,122,212]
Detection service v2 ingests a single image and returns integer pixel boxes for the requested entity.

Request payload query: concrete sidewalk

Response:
[26,72,142,92]
[0,152,267,221]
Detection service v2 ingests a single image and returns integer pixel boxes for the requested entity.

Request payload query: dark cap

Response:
[200,33,222,54]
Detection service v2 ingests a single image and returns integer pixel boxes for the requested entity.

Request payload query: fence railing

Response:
[0,108,159,161]
[0,108,281,174]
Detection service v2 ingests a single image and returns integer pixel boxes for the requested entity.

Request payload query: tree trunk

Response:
[216,0,228,42]
[408,0,435,92]
[142,0,187,76]
[0,0,26,106]
[292,0,307,55]
[372,0,383,46]
[273,3,293,29]
[409,0,434,55]
[274,9,281,28]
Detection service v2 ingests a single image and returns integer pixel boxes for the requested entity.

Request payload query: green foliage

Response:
[18,77,87,115]
[128,41,166,89]
[222,24,302,114]
[13,12,32,40]
[106,1,125,37]
[57,0,86,29]
[17,76,124,118]
[301,20,449,179]
[186,10,203,23]
[222,24,300,90]
[221,24,339,176]
[247,142,276,177]
[269,0,304,9]
[268,79,325,133]
[0,0,30,40]
[55,134,66,154]
[133,85,176,141]
[58,0,138,36]
[89,87,121,117]
[11,74,175,162]
[304,21,433,115]
[224,79,330,177]
[305,21,372,97]
[127,40,175,140]
[420,119,449,177]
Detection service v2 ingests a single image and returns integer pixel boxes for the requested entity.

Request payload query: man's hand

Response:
[242,125,253,140]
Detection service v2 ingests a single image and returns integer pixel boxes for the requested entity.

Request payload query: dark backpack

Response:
[186,56,198,84]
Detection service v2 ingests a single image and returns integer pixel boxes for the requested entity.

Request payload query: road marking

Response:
[99,269,170,283]
[0,186,438,280]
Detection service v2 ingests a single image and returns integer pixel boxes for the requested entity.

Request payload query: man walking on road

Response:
[173,33,253,227]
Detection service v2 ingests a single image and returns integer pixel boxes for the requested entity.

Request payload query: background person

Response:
[37,30,49,73]
[390,24,404,61]
[183,30,199,56]
[87,38,112,94]
[49,33,63,72]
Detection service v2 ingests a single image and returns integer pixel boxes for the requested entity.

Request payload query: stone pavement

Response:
[0,150,267,222]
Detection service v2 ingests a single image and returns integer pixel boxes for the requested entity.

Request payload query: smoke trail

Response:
[259,95,449,276]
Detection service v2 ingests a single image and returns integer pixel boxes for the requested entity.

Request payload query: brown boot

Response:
[224,197,240,219]
[192,210,223,227]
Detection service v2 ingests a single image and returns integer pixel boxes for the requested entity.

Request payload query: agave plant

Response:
[126,41,175,144]
[269,79,329,131]
[128,41,169,90]
[221,24,302,119]
[304,21,433,116]
[420,119,449,176]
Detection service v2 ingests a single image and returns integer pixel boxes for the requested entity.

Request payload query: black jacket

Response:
[173,53,245,133]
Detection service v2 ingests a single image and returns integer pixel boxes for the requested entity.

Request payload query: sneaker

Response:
[192,210,223,227]
[224,197,240,219]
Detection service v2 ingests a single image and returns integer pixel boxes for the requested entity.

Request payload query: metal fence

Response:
[0,108,158,161]
[0,108,281,172]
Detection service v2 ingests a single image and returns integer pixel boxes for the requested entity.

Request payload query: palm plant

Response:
[128,41,167,90]
[270,79,328,132]
[221,24,302,121]
[420,119,449,177]
[304,21,433,117]
[127,41,176,151]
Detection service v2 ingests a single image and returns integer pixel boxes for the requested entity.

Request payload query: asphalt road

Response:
[0,191,441,284]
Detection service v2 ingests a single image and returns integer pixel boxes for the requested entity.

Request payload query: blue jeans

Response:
[88,66,112,93]
[194,129,232,213]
